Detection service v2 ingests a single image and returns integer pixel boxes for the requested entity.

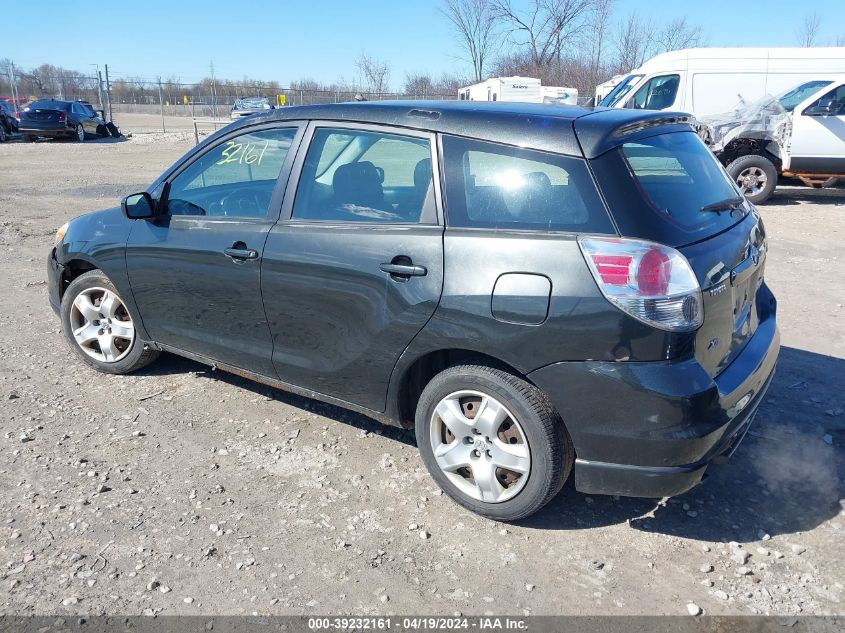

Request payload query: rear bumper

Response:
[20,123,73,136]
[528,297,779,498]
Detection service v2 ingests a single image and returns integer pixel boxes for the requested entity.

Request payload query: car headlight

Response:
[55,222,69,245]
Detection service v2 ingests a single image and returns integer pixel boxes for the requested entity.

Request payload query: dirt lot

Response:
[0,133,843,618]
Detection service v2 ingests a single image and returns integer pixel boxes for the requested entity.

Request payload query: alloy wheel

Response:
[69,287,134,363]
[736,166,767,195]
[429,390,531,503]
[76,124,84,142]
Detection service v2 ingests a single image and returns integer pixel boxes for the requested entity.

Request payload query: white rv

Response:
[598,47,845,117]
[459,77,541,102]
[458,77,578,105]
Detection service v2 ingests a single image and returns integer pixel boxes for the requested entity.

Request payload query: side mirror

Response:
[122,192,156,219]
[804,99,836,116]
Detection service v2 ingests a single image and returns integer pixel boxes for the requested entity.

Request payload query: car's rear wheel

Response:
[0,125,7,142]
[60,270,159,374]
[727,154,778,204]
[415,364,573,521]
[74,123,85,142]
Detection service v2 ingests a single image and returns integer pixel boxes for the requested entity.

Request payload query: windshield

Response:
[777,80,833,112]
[598,74,644,107]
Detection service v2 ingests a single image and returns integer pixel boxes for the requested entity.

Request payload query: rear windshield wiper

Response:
[700,197,745,213]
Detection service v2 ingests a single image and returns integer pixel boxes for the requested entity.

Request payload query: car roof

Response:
[230,100,694,158]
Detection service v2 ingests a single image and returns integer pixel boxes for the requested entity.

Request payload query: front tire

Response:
[727,154,778,204]
[60,270,159,374]
[74,123,85,142]
[415,364,573,521]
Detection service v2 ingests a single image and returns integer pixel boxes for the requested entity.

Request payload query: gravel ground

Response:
[0,136,843,617]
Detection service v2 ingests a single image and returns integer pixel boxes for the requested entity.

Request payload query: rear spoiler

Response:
[574,110,696,159]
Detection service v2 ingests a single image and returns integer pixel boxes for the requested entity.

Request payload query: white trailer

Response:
[540,86,579,105]
[597,47,845,117]
[459,77,578,105]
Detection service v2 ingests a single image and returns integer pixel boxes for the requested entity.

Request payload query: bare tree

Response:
[441,0,499,81]
[355,53,391,94]
[653,16,703,52]
[797,13,821,47]
[611,13,655,73]
[490,0,595,72]
[586,0,614,92]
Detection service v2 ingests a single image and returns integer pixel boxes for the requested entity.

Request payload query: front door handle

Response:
[379,262,427,278]
[224,247,258,260]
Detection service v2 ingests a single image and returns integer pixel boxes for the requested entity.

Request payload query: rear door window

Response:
[441,136,614,234]
[292,127,433,224]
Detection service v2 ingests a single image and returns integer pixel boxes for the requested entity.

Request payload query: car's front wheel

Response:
[727,154,778,204]
[74,123,85,142]
[60,270,159,374]
[415,364,573,521]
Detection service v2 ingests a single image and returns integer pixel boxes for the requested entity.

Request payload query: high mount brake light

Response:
[578,237,703,332]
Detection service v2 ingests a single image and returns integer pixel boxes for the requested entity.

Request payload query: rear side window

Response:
[590,131,748,246]
[441,136,614,233]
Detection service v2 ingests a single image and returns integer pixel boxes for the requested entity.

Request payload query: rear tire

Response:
[727,154,778,204]
[60,270,159,375]
[415,364,573,521]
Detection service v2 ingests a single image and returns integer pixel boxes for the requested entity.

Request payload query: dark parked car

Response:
[0,100,18,141]
[47,101,779,520]
[19,98,105,142]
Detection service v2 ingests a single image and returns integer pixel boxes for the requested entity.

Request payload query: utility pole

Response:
[97,71,105,114]
[210,60,218,120]
[7,62,19,112]
[157,76,165,132]
[104,64,113,122]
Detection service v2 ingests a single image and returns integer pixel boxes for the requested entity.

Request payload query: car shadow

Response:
[767,185,845,206]
[520,346,844,540]
[136,346,842,539]
[135,353,416,447]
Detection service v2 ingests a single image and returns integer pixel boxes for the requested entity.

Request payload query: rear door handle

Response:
[224,247,258,260]
[379,263,427,277]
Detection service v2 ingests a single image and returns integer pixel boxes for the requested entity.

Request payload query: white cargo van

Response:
[598,48,845,117]
[458,77,578,105]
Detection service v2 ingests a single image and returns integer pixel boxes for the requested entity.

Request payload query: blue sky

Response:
[4,0,843,88]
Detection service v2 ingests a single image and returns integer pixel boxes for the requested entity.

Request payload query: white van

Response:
[598,48,845,117]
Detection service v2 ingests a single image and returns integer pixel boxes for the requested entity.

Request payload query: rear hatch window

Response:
[591,131,748,247]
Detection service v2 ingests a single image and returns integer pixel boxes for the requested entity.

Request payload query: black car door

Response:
[125,123,304,376]
[262,122,445,412]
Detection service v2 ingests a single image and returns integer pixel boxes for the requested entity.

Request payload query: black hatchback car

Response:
[47,101,778,521]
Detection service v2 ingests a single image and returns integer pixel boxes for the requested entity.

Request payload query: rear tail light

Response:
[579,236,703,332]
[58,113,66,122]
[14,111,20,120]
